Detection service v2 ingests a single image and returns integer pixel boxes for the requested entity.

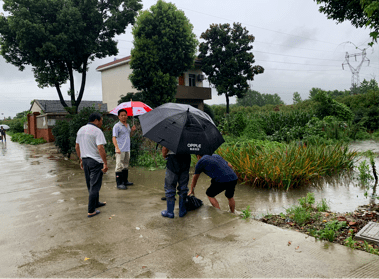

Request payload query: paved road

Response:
[1,140,379,277]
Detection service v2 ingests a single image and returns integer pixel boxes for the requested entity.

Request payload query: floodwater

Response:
[1,137,379,277]
[0,138,378,219]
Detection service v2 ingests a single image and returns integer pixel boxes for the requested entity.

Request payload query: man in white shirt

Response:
[112,109,136,190]
[75,113,108,218]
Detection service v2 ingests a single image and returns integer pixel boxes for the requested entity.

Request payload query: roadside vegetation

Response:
[11,133,46,145]
[259,192,379,256]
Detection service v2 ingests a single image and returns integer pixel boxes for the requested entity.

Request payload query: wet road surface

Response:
[1,139,379,277]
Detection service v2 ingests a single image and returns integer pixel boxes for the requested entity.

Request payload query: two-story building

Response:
[96,56,211,111]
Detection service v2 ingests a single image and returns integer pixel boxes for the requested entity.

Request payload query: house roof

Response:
[96,56,131,72]
[32,100,108,113]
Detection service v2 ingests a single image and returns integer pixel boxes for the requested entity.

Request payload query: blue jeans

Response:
[82,158,104,213]
[164,168,189,201]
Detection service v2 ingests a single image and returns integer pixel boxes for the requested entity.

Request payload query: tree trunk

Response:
[75,59,88,114]
[225,93,230,114]
[55,83,68,109]
[67,62,76,107]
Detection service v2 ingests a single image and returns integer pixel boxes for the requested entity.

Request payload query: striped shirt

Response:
[76,123,107,163]
[112,121,131,152]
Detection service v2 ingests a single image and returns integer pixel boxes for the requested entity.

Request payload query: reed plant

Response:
[216,142,358,190]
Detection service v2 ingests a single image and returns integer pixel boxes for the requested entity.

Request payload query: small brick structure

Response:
[26,112,68,142]
[25,100,108,143]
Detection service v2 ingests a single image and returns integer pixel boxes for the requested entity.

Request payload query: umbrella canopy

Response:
[109,101,152,116]
[0,124,10,130]
[139,103,224,155]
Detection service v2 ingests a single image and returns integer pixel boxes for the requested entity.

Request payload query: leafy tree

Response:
[0,0,142,114]
[314,90,354,121]
[314,0,379,43]
[198,22,264,113]
[262,93,284,106]
[293,92,302,104]
[237,90,264,107]
[129,0,198,108]
[237,90,283,107]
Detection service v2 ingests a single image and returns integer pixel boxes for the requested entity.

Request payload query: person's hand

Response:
[115,147,121,154]
[188,189,194,196]
[79,161,83,170]
[102,164,108,173]
[131,125,136,132]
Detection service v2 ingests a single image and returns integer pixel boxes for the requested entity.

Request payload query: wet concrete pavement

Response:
[1,139,379,277]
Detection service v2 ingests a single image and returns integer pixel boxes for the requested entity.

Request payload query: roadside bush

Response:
[11,133,46,145]
[52,120,71,157]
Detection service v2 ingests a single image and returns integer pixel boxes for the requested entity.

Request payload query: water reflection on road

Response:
[0,138,378,218]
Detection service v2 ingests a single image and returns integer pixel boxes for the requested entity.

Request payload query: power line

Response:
[178,6,341,46]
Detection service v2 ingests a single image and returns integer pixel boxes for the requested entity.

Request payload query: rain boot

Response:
[116,172,127,190]
[122,169,133,186]
[179,197,187,217]
[161,199,175,218]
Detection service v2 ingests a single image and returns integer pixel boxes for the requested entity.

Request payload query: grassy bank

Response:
[217,141,358,190]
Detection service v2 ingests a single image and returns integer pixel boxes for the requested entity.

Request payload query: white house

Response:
[96,56,211,111]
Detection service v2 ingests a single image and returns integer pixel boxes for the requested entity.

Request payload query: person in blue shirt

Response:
[112,109,136,190]
[188,154,238,213]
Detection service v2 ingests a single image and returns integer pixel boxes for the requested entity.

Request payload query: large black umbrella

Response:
[139,103,224,154]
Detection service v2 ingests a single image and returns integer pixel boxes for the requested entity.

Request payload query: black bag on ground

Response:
[185,195,203,211]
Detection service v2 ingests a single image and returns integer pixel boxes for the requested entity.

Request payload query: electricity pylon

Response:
[342,49,370,88]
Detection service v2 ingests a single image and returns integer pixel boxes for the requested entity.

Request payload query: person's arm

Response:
[131,124,136,136]
[188,173,200,196]
[98,144,108,173]
[162,146,169,159]
[112,136,120,154]
[75,143,83,170]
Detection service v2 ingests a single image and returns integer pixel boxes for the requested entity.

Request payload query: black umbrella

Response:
[139,103,224,155]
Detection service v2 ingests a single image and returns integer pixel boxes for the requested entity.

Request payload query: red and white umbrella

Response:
[109,101,152,116]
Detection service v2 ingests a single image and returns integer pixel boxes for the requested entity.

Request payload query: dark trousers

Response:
[164,168,189,201]
[82,158,104,213]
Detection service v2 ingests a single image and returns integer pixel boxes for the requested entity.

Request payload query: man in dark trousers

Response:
[112,109,136,190]
[188,154,238,213]
[161,146,191,218]
[75,113,108,218]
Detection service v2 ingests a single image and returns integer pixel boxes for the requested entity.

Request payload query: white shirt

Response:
[76,123,107,163]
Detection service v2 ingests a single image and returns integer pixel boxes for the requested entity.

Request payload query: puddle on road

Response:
[2,138,379,217]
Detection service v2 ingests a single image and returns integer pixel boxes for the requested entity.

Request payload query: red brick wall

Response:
[36,128,55,142]
[27,112,39,137]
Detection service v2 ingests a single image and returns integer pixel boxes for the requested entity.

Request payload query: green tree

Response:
[314,90,354,121]
[0,0,142,114]
[237,90,283,107]
[198,22,264,114]
[314,0,379,43]
[237,90,264,107]
[129,0,198,108]
[262,93,284,106]
[293,92,302,104]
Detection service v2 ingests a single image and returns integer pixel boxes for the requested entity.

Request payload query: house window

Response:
[189,74,196,87]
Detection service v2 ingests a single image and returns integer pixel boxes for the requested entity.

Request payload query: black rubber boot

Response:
[116,172,127,190]
[123,169,133,186]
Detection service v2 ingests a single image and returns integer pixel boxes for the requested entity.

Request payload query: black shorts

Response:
[206,179,237,199]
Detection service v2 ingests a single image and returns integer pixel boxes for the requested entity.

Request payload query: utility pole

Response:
[342,49,370,88]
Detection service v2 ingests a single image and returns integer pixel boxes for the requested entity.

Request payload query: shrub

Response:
[11,133,46,145]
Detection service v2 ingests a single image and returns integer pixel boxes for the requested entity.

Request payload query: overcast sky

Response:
[1,0,378,118]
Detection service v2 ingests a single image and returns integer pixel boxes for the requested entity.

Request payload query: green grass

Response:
[216,141,358,189]
[10,133,46,145]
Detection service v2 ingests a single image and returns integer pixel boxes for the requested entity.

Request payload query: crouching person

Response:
[161,146,191,218]
[188,154,237,213]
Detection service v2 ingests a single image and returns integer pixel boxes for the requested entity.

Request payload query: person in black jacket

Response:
[161,146,191,218]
